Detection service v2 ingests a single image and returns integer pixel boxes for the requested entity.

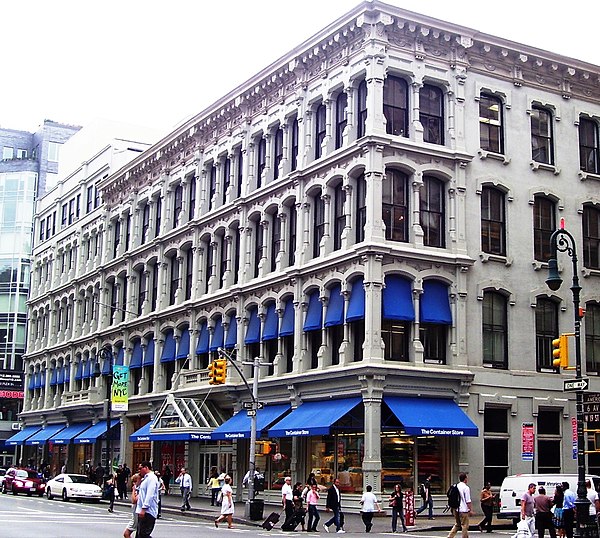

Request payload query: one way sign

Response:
[564,378,589,392]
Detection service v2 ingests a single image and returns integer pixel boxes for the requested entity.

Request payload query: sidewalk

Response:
[115,492,512,533]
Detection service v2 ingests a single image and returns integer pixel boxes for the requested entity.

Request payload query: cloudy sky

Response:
[2,0,597,135]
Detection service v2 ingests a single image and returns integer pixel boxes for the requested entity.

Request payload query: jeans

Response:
[180,486,191,510]
[416,497,434,518]
[307,504,320,531]
[211,487,220,506]
[392,506,407,532]
[325,507,342,531]
[362,511,374,532]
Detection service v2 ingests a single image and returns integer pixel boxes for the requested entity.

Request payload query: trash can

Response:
[249,498,264,521]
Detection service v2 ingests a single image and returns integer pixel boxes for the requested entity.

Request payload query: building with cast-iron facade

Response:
[17,0,600,507]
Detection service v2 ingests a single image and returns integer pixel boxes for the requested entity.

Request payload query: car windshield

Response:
[17,470,37,479]
[69,475,94,484]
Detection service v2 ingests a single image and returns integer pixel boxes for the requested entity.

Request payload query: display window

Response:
[309,434,364,493]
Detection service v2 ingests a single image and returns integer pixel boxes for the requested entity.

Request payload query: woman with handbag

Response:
[389,482,408,533]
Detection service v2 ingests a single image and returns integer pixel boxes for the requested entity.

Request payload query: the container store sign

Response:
[0,370,24,399]
[111,365,129,412]
[522,422,534,461]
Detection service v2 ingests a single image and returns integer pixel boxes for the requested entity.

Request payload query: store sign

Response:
[111,365,129,412]
[0,370,24,391]
[522,422,534,461]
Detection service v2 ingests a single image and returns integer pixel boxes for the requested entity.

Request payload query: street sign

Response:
[246,410,257,417]
[584,393,600,426]
[256,402,265,410]
[242,402,253,410]
[243,401,264,410]
[564,378,589,392]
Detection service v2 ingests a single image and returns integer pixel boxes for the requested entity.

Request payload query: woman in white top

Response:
[215,475,234,529]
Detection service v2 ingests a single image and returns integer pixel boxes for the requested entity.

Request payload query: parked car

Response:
[45,473,102,502]
[0,468,6,488]
[2,468,45,496]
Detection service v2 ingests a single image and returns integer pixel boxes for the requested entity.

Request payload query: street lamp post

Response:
[546,222,591,538]
[94,346,114,478]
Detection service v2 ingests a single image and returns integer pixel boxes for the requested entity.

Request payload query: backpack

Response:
[447,483,461,509]
[419,483,427,499]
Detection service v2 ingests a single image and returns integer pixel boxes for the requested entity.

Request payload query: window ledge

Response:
[582,267,600,278]
[478,149,510,165]
[530,161,560,175]
[531,260,548,271]
[479,252,512,266]
[578,170,600,182]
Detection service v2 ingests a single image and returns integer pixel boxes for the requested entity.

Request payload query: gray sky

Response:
[2,0,597,134]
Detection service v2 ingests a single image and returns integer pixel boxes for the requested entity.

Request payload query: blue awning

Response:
[75,360,83,380]
[115,347,124,366]
[225,316,237,349]
[49,422,93,445]
[57,365,65,385]
[102,352,112,375]
[383,275,415,321]
[130,341,143,369]
[152,430,214,442]
[161,331,176,363]
[143,339,155,367]
[35,370,44,389]
[25,424,67,446]
[211,404,290,440]
[6,425,42,446]
[263,303,278,341]
[346,277,365,322]
[210,317,224,351]
[64,364,70,383]
[245,307,261,344]
[28,373,35,390]
[83,359,92,379]
[50,367,58,386]
[74,419,120,444]
[129,421,153,442]
[384,396,478,436]
[268,397,362,437]
[303,291,322,332]
[324,284,344,327]
[420,280,452,324]
[279,300,294,337]
[177,329,190,359]
[196,322,209,354]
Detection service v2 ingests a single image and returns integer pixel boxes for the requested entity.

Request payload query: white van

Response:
[498,474,600,523]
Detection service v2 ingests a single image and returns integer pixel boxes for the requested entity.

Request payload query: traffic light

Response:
[208,360,217,385]
[212,358,227,385]
[552,334,569,369]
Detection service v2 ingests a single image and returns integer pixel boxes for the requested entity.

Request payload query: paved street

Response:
[0,490,516,537]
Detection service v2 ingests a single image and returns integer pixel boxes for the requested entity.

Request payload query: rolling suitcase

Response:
[261,511,281,531]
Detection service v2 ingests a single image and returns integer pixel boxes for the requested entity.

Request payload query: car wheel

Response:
[12,488,18,495]
[62,489,69,502]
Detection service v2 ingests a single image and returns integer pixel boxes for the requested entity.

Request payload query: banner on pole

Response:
[111,365,129,412]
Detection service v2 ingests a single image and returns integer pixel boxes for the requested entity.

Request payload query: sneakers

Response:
[336,531,346,534]
[323,524,330,533]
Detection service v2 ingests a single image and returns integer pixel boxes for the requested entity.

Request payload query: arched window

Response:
[420,84,444,145]
[420,176,445,248]
[482,291,508,369]
[383,169,408,242]
[481,186,506,256]
[383,75,408,137]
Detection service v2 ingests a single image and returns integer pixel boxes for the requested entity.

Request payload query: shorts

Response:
[125,512,138,532]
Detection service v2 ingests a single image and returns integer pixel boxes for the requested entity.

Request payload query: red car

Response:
[2,468,45,496]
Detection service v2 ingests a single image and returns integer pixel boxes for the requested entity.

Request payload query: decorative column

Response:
[360,374,385,493]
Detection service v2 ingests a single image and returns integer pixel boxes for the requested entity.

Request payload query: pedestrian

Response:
[521,482,536,537]
[292,481,307,531]
[95,462,105,487]
[123,473,141,538]
[561,482,576,538]
[281,476,295,530]
[389,482,408,533]
[479,482,494,532]
[207,468,221,506]
[162,465,172,495]
[306,472,318,488]
[106,471,117,513]
[215,475,234,529]
[155,471,165,518]
[534,486,557,538]
[551,484,564,538]
[360,484,382,533]
[116,465,127,500]
[416,474,435,519]
[585,479,600,529]
[61,461,67,474]
[447,472,473,538]
[135,462,160,538]
[323,477,345,533]
[306,483,321,532]
[175,467,192,512]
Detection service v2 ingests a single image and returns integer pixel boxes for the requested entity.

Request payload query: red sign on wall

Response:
[522,422,534,461]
